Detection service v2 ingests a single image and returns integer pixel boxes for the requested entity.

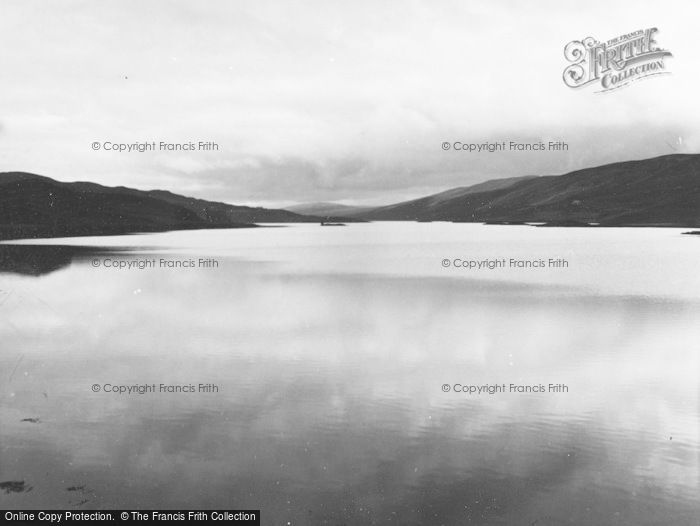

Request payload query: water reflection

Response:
[0,244,153,276]
[0,226,699,524]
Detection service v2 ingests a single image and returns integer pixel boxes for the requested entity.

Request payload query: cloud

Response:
[0,1,697,205]
[149,122,691,205]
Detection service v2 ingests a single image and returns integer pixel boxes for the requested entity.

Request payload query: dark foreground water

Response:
[1,224,699,525]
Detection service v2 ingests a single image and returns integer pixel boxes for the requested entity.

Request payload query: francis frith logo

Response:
[563,28,672,92]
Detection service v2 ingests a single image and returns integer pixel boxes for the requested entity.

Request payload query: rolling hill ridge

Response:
[355,154,700,226]
[0,172,339,240]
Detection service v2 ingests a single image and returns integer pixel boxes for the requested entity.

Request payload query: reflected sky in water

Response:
[1,224,699,524]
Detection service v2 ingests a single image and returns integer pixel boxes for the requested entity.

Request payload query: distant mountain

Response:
[362,176,537,220]
[0,172,330,240]
[285,202,374,218]
[4,153,698,241]
[359,155,700,227]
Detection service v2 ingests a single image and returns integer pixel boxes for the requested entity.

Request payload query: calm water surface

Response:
[1,223,699,525]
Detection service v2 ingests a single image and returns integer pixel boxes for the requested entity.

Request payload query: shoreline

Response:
[3,221,700,244]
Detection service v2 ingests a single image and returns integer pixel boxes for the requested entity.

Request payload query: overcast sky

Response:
[1,0,698,207]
